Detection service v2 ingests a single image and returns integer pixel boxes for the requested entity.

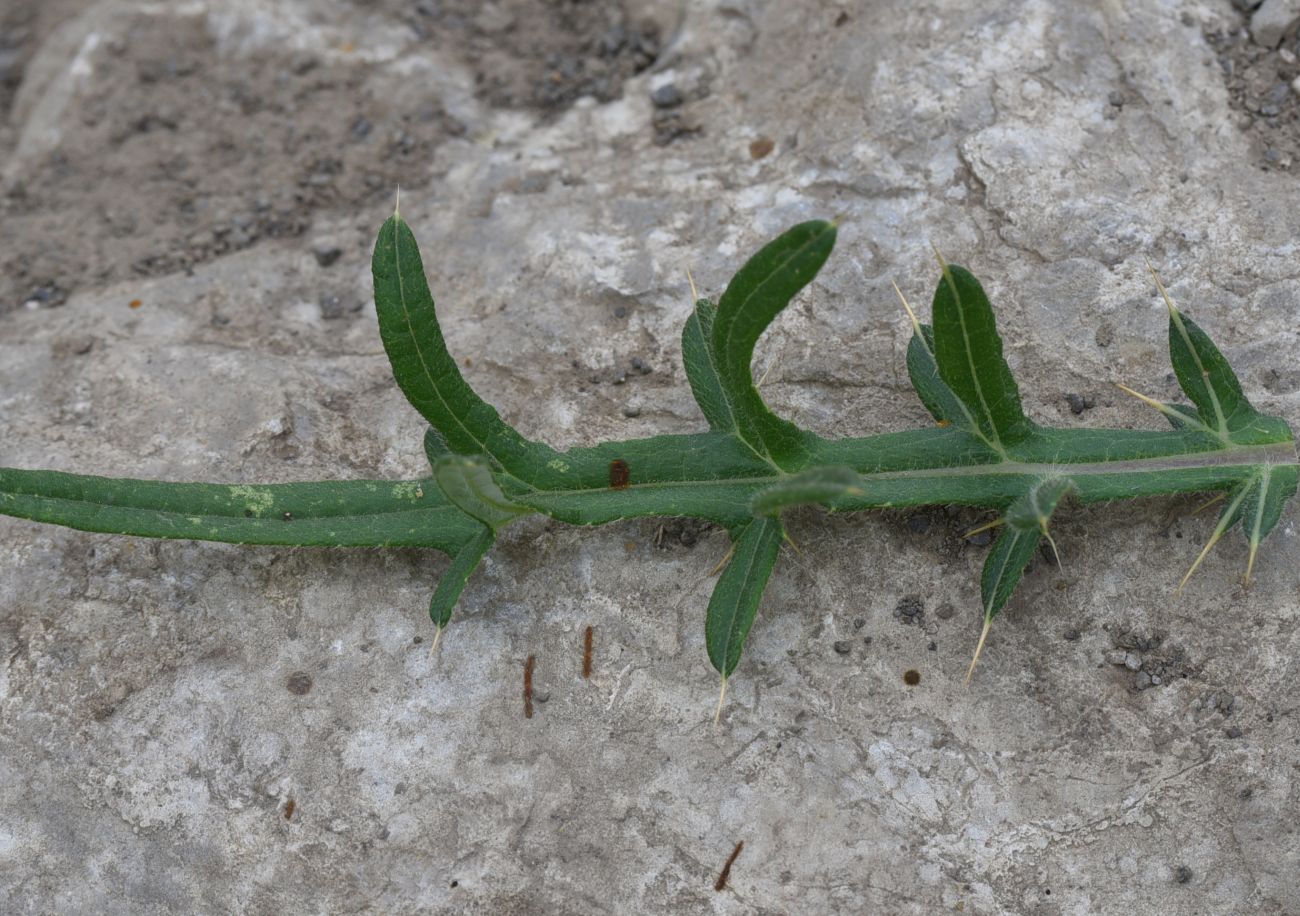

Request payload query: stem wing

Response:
[434,456,534,530]
[372,215,560,484]
[705,221,836,469]
[750,466,863,516]
[1005,476,1073,533]
[0,469,483,553]
[705,516,783,679]
[930,262,1032,452]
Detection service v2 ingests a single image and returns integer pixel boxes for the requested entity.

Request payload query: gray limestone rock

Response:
[2,1,1300,913]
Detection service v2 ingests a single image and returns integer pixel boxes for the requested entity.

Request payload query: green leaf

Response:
[681,298,736,431]
[906,323,971,429]
[1166,306,1254,436]
[930,261,1032,453]
[433,456,534,530]
[1241,463,1298,583]
[981,525,1042,622]
[424,426,452,463]
[705,516,783,679]
[750,466,863,516]
[429,525,495,630]
[0,469,483,553]
[372,214,561,484]
[705,221,836,469]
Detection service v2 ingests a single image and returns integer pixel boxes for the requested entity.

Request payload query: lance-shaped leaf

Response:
[967,476,1072,682]
[681,298,735,432]
[1241,463,1299,583]
[906,323,970,429]
[0,469,484,553]
[706,516,783,682]
[701,221,836,469]
[433,456,534,530]
[750,466,863,516]
[931,260,1033,453]
[428,525,495,639]
[373,214,562,484]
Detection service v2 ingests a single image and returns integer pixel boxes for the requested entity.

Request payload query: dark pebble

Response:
[1065,393,1094,415]
[622,405,641,418]
[651,84,683,108]
[853,617,865,630]
[286,671,313,695]
[927,641,937,651]
[893,595,925,624]
[833,640,853,655]
[935,603,956,620]
[313,244,343,267]
[319,293,345,319]
[1175,865,1193,884]
[614,305,628,318]
[1225,726,1243,739]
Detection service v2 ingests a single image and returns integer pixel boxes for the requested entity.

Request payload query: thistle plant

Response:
[2,211,1295,711]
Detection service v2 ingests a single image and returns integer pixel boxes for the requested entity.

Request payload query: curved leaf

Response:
[705,221,836,469]
[372,214,562,484]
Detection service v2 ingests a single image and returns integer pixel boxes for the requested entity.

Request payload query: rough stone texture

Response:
[3,1,1300,914]
[1251,0,1300,47]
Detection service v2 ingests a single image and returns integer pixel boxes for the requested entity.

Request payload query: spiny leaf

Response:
[429,525,495,634]
[1178,481,1253,592]
[705,221,836,469]
[433,456,534,530]
[373,214,563,485]
[930,260,1033,453]
[750,466,863,516]
[1166,307,1252,434]
[706,516,783,680]
[1242,463,1298,583]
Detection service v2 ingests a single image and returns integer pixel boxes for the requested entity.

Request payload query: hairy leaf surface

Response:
[706,517,783,679]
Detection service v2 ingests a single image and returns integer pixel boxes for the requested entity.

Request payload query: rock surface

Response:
[1251,0,1300,47]
[3,1,1300,914]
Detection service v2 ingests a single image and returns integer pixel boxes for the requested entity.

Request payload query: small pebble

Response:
[651,84,684,108]
[533,690,550,704]
[1135,671,1152,689]
[935,603,955,620]
[1123,651,1143,671]
[833,640,853,655]
[313,243,343,267]
[1062,627,1081,641]
[852,617,865,629]
[1106,650,1128,666]
[1107,89,1125,107]
[1150,674,1162,686]
[927,641,937,652]
[622,405,641,418]
[1224,726,1242,739]
[1175,865,1193,884]
[1065,393,1094,415]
